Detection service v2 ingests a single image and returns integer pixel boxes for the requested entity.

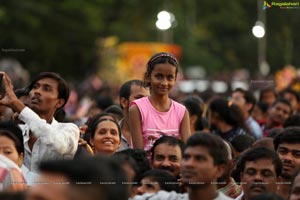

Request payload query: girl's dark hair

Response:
[143,52,179,88]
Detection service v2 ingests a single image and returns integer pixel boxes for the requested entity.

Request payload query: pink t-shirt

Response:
[131,97,185,152]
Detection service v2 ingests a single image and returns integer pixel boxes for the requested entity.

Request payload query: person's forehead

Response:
[284,92,297,99]
[273,102,289,109]
[263,90,276,96]
[154,143,181,154]
[278,143,300,150]
[33,77,58,87]
[96,120,118,129]
[244,158,276,171]
[39,171,70,183]
[152,63,177,73]
[0,135,15,144]
[233,91,245,98]
[184,145,210,156]
[130,84,145,94]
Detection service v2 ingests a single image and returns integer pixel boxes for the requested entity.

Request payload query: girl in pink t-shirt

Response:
[129,52,191,152]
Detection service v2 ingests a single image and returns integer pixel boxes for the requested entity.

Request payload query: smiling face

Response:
[146,63,177,96]
[29,78,64,116]
[240,158,277,200]
[90,120,121,155]
[151,143,182,177]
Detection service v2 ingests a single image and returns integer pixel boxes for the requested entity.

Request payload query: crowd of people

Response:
[0,52,300,200]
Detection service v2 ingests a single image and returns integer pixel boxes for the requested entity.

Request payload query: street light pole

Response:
[155,10,175,43]
[253,0,269,76]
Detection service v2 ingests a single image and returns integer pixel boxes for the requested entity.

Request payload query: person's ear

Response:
[215,164,225,179]
[246,103,253,113]
[190,115,198,126]
[56,98,65,109]
[89,138,94,147]
[231,159,237,170]
[18,152,24,167]
[144,73,151,85]
[240,171,244,183]
[117,137,121,147]
[120,97,129,110]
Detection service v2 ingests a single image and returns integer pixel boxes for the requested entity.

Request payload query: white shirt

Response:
[21,164,39,185]
[132,191,234,200]
[19,107,80,172]
[234,191,244,200]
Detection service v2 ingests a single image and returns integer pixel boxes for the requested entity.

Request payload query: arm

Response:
[180,109,191,143]
[128,105,144,149]
[0,72,25,113]
[0,72,79,155]
[19,107,80,154]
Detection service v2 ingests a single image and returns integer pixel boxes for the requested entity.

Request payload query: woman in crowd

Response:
[88,117,121,156]
[0,121,29,190]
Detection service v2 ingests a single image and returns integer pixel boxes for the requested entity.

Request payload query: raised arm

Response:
[180,109,191,143]
[0,72,79,154]
[0,72,25,113]
[19,107,79,154]
[128,104,144,149]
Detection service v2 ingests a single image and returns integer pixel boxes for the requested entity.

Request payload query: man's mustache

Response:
[158,166,175,172]
[250,182,267,191]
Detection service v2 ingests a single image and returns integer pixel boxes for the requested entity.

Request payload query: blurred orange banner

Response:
[116,42,181,82]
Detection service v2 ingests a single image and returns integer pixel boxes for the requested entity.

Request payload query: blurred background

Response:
[0,0,299,97]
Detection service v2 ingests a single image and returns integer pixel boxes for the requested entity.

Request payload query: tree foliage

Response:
[0,0,299,80]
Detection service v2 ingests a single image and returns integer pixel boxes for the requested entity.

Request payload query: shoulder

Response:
[54,119,80,132]
[170,99,186,118]
[132,191,187,200]
[130,97,149,105]
[130,97,150,115]
[216,192,235,200]
[171,99,185,108]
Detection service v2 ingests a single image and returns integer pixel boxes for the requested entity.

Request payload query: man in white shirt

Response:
[0,72,79,173]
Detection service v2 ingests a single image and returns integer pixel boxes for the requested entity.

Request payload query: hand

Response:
[78,138,88,146]
[0,72,16,105]
[0,72,25,113]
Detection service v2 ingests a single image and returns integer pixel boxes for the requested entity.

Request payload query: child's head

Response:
[144,52,179,88]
